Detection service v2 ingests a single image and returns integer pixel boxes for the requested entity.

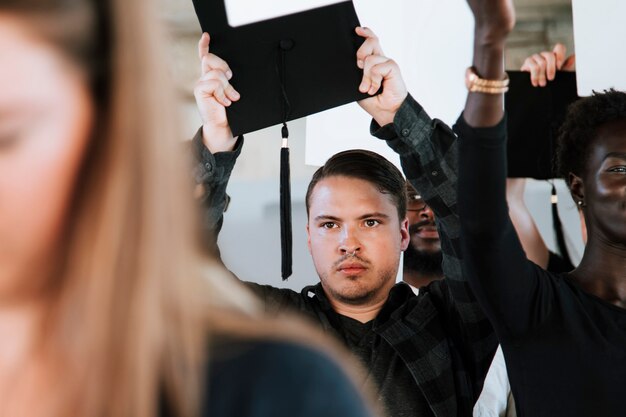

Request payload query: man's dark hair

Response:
[306,149,407,221]
[557,89,626,185]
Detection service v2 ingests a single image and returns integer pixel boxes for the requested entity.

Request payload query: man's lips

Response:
[337,262,368,274]
[409,220,439,239]
[416,228,439,239]
[409,219,431,234]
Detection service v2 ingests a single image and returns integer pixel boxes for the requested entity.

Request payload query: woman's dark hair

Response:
[557,89,626,185]
[305,149,407,220]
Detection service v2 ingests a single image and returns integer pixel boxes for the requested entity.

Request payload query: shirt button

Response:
[204,162,213,172]
[431,170,439,177]
[401,128,410,137]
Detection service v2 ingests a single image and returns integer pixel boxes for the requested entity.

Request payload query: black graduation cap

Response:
[192,0,369,136]
[505,70,579,270]
[192,0,370,280]
[505,70,579,179]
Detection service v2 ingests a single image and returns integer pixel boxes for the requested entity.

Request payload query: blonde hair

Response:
[4,0,260,416]
[3,2,379,417]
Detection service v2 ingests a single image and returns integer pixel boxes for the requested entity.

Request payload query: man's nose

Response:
[420,205,435,222]
[338,226,361,255]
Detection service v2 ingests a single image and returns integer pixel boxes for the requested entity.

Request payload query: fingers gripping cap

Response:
[192,0,370,136]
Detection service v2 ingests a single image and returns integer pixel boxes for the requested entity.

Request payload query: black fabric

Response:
[244,280,489,417]
[458,115,626,417]
[338,314,435,417]
[249,282,451,417]
[505,71,579,179]
[191,0,370,136]
[546,250,575,274]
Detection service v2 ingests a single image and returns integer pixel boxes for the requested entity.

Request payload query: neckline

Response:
[562,273,626,314]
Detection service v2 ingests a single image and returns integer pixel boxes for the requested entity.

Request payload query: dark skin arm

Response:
[463,0,515,127]
[357,0,515,128]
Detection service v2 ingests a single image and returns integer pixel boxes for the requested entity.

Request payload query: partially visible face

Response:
[0,14,94,296]
[306,176,409,306]
[406,195,440,254]
[575,118,626,246]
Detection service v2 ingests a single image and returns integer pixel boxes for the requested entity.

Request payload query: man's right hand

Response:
[194,33,240,153]
[355,27,408,127]
[520,43,576,87]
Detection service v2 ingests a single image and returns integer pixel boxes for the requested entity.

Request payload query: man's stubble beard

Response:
[319,266,397,306]
[403,242,443,277]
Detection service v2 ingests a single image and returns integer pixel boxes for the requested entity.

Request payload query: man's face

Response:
[406,196,441,254]
[306,176,409,306]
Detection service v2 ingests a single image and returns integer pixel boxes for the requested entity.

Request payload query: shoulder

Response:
[418,279,450,303]
[242,282,326,316]
[205,338,373,417]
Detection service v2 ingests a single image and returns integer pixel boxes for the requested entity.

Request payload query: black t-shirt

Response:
[546,250,575,273]
[338,315,435,417]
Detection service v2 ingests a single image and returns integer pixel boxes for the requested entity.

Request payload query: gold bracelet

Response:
[465,66,509,94]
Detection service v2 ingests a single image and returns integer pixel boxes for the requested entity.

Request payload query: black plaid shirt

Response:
[193,95,498,417]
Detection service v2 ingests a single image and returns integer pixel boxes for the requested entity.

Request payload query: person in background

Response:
[0,1,378,416]
[403,184,443,290]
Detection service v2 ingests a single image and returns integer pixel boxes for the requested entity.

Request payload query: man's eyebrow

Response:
[358,212,390,220]
[314,214,341,222]
[314,212,391,221]
[604,152,626,161]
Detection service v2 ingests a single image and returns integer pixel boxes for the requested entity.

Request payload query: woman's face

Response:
[578,118,626,246]
[0,14,94,297]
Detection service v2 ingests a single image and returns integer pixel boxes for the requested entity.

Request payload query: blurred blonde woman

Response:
[0,0,376,416]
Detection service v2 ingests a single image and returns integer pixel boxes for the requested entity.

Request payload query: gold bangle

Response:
[465,66,509,94]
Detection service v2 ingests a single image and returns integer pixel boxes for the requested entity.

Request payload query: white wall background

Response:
[572,0,626,96]
[306,0,473,167]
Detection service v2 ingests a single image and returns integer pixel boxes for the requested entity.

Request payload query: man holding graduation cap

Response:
[192,0,514,416]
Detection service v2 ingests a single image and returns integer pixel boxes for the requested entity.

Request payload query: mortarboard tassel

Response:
[550,182,573,268]
[280,124,293,279]
[278,40,294,279]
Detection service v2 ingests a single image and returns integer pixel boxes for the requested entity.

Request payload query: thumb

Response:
[552,43,567,69]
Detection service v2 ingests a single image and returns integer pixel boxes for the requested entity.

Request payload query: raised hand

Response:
[194,33,240,153]
[355,27,408,127]
[463,0,515,128]
[466,0,515,47]
[520,43,576,87]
